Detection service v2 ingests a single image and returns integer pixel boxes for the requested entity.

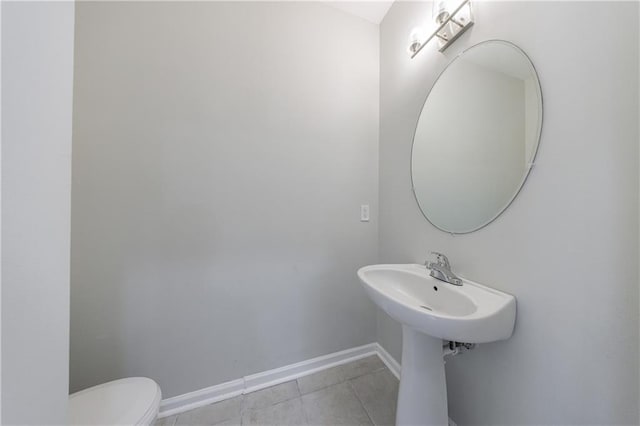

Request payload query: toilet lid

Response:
[69,377,161,425]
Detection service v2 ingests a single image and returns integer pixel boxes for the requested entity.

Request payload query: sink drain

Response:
[420,305,432,311]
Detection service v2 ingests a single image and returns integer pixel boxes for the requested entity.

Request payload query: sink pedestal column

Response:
[396,325,448,426]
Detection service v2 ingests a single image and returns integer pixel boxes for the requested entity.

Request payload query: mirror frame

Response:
[410,39,544,234]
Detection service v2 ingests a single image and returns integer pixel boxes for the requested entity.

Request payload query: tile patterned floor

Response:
[156,355,399,426]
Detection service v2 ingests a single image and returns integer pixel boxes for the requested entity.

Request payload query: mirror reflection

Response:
[411,40,542,233]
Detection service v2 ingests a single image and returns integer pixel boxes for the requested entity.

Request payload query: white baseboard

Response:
[158,342,457,426]
[243,343,377,394]
[159,378,244,418]
[158,343,378,418]
[373,342,401,379]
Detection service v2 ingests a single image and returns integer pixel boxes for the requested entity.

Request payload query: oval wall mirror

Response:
[411,40,542,234]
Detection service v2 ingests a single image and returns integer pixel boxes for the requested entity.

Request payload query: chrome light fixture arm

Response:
[408,0,474,58]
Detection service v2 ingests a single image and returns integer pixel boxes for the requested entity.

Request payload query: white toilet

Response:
[69,377,161,425]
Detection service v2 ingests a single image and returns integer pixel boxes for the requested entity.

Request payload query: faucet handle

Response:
[430,251,451,268]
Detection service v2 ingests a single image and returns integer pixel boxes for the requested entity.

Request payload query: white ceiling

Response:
[324,1,394,25]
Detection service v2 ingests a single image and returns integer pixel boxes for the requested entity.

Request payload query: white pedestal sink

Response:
[357,264,516,426]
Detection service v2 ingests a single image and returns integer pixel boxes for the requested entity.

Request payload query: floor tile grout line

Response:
[242,381,302,414]
[236,381,308,426]
[294,379,305,401]
[242,393,309,426]
[163,358,391,426]
[294,378,313,426]
[345,363,388,383]
[298,392,312,426]
[246,392,303,413]
[347,378,377,426]
[297,358,387,396]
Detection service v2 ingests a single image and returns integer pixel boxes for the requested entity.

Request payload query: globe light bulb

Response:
[433,0,451,24]
[408,27,425,55]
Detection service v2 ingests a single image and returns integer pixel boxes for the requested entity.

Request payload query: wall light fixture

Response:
[408,0,474,58]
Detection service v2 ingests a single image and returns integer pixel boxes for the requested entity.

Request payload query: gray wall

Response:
[1,1,75,423]
[378,1,639,425]
[71,2,379,398]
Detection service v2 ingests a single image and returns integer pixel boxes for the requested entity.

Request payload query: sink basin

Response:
[357,264,516,426]
[357,264,515,343]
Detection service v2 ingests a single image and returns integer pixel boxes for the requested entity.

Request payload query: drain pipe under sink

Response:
[443,341,476,357]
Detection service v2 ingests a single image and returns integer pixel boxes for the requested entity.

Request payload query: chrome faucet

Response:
[425,252,462,286]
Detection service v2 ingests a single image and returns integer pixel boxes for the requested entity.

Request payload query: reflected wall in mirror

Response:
[411,40,542,233]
